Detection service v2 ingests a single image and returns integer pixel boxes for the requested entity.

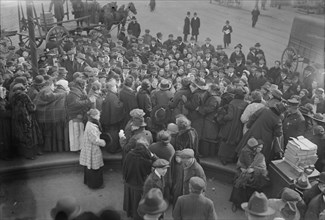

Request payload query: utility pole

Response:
[26,0,38,76]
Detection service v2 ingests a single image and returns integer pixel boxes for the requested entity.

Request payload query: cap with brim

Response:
[312,113,325,123]
[178,148,194,159]
[138,188,168,215]
[158,79,172,91]
[190,176,206,193]
[299,106,313,117]
[287,98,300,106]
[317,172,325,183]
[294,175,311,190]
[129,109,145,118]
[241,192,275,217]
[247,137,259,148]
[34,75,46,86]
[153,159,170,168]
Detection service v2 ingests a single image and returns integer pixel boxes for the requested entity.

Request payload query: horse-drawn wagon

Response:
[281,15,325,83]
[15,0,136,50]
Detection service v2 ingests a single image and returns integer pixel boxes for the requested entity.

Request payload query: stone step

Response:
[0,152,237,183]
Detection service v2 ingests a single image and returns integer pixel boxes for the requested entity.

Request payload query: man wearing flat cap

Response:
[283,97,305,147]
[173,177,217,220]
[163,34,175,51]
[143,158,170,197]
[178,148,206,195]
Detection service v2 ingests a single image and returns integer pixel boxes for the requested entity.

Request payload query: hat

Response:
[234,87,245,97]
[312,113,325,123]
[141,79,151,90]
[56,79,69,91]
[157,130,171,144]
[138,188,168,215]
[131,16,136,20]
[247,137,259,148]
[193,77,208,90]
[153,159,170,168]
[14,76,28,85]
[158,79,172,91]
[281,202,297,220]
[299,105,314,117]
[281,188,301,202]
[152,106,171,125]
[128,62,139,69]
[249,47,256,51]
[274,102,287,114]
[205,37,211,42]
[255,42,261,47]
[234,43,242,49]
[294,173,311,190]
[145,29,150,33]
[34,75,46,86]
[313,125,325,135]
[58,67,68,75]
[189,176,206,193]
[271,89,283,100]
[12,83,26,92]
[287,97,300,106]
[241,192,275,217]
[167,123,179,135]
[129,108,145,118]
[190,36,195,41]
[132,117,147,127]
[87,109,100,119]
[181,77,192,88]
[316,88,325,94]
[76,53,86,60]
[317,172,325,183]
[168,34,173,38]
[178,149,195,159]
[216,45,223,50]
[51,197,81,219]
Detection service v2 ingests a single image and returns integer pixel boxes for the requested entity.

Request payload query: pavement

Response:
[0,153,243,220]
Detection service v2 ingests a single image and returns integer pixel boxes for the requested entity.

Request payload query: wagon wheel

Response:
[46,26,69,49]
[0,36,12,54]
[19,35,43,49]
[281,47,299,72]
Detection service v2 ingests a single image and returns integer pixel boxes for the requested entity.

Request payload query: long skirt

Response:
[218,141,237,163]
[171,158,184,208]
[199,140,219,157]
[69,120,84,152]
[123,184,143,220]
[84,166,103,189]
[39,121,69,152]
[229,185,255,209]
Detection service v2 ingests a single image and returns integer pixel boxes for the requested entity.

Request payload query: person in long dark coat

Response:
[100,79,125,153]
[137,79,152,118]
[197,84,221,157]
[127,16,141,38]
[218,88,248,164]
[10,84,40,160]
[49,0,65,22]
[119,76,138,127]
[71,0,84,26]
[122,138,155,220]
[0,86,11,160]
[190,12,200,42]
[251,6,260,28]
[222,20,232,49]
[34,79,69,152]
[183,12,191,42]
[236,103,286,164]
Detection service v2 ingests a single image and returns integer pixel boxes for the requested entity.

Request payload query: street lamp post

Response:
[26,0,38,76]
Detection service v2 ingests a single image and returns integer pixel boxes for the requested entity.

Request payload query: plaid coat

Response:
[34,86,67,123]
[79,121,106,170]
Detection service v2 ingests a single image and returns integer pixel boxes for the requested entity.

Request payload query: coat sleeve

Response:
[88,127,106,147]
[172,198,182,220]
[197,96,218,116]
[208,200,218,220]
[246,107,265,128]
[305,196,321,220]
[144,94,152,115]
[223,103,234,121]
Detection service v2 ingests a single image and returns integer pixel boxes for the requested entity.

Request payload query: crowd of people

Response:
[1,11,325,219]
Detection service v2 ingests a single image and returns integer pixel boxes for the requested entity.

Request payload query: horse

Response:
[100,2,137,33]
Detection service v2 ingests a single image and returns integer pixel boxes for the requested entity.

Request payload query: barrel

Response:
[40,12,55,31]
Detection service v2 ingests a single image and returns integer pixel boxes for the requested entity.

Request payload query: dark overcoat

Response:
[218,98,248,162]
[122,145,154,220]
[143,171,165,197]
[66,85,91,120]
[183,160,206,195]
[119,85,138,124]
[191,17,200,35]
[169,87,191,120]
[282,110,305,147]
[183,17,190,35]
[137,88,152,117]
[236,107,283,164]
[222,25,232,44]
[173,193,218,220]
[305,194,325,220]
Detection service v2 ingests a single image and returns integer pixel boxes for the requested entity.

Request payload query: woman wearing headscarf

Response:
[34,78,69,152]
[80,109,111,189]
[218,87,248,165]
